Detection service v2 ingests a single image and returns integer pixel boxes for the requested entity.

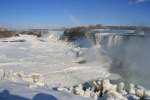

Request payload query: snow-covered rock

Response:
[83,88,91,97]
[74,84,84,96]
[117,82,125,92]
[128,83,136,95]
[117,82,127,95]
[103,90,127,100]
[72,57,86,64]
[102,79,117,93]
[144,90,150,97]
[135,88,144,97]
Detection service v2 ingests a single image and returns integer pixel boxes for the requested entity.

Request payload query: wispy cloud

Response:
[63,9,81,26]
[68,15,81,25]
[129,0,150,4]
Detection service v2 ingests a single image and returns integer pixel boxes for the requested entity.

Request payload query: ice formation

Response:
[57,79,150,100]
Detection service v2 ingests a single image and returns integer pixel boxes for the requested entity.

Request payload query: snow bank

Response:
[0,80,92,100]
[0,34,111,87]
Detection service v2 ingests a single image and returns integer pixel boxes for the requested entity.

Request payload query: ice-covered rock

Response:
[144,90,150,97]
[11,72,25,82]
[74,84,84,96]
[72,57,86,64]
[4,70,14,80]
[117,82,127,95]
[92,81,100,89]
[56,87,66,91]
[56,87,70,92]
[29,73,43,82]
[135,84,145,90]
[117,82,125,92]
[13,72,25,78]
[57,79,150,100]
[102,79,117,93]
[68,87,73,92]
[83,88,91,97]
[104,90,128,100]
[97,80,101,86]
[128,83,136,95]
[30,73,45,86]
[135,88,144,97]
[19,73,45,87]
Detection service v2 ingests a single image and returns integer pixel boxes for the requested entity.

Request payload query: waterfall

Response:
[95,33,124,48]
[93,31,150,88]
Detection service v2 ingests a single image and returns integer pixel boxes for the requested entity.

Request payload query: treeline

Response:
[64,24,150,33]
[0,27,18,38]
[0,27,43,38]
[0,24,150,39]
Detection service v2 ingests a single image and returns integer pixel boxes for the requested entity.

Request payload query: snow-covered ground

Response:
[0,32,118,99]
[0,80,92,100]
[0,34,113,87]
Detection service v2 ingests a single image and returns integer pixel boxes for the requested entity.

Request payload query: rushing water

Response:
[83,30,150,88]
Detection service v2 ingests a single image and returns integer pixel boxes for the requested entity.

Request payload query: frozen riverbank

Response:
[0,34,112,87]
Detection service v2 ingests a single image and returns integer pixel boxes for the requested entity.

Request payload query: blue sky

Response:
[0,0,150,29]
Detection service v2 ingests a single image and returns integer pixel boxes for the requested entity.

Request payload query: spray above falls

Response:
[62,26,150,88]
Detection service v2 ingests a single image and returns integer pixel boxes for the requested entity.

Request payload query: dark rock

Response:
[78,60,87,64]
[0,31,18,38]
[2,39,26,42]
[62,26,95,41]
[20,31,42,37]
